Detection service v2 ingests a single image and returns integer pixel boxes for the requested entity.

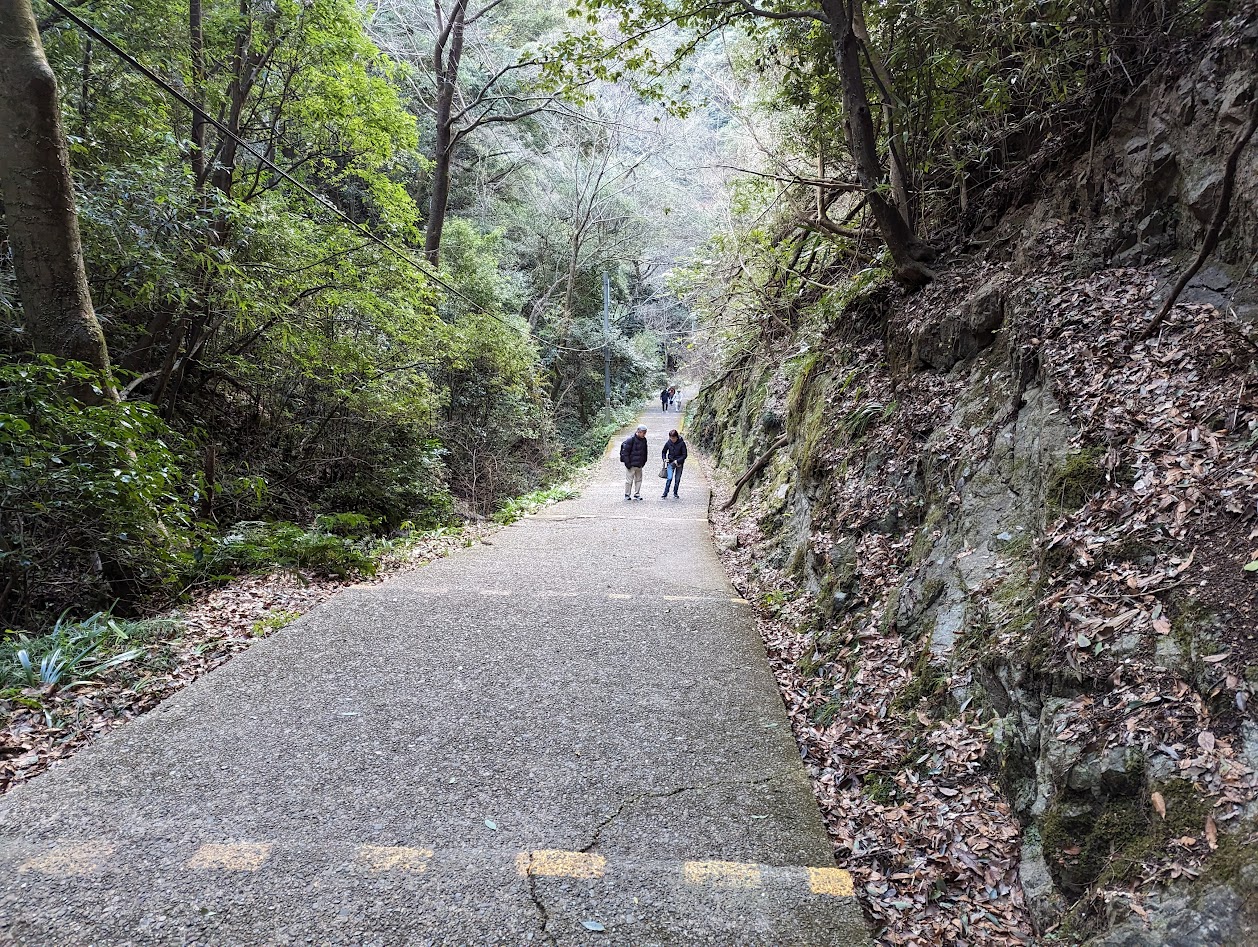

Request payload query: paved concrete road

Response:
[0,414,870,947]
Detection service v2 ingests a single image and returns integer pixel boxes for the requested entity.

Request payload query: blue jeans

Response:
[663,463,682,495]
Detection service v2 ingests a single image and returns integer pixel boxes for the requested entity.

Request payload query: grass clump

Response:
[0,610,181,691]
[861,772,899,804]
[839,400,897,441]
[201,520,378,578]
[250,609,302,638]
[492,483,580,525]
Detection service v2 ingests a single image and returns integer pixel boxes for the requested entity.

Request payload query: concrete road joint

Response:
[578,769,798,855]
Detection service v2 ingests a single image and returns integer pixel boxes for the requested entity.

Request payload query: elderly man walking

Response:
[619,424,649,500]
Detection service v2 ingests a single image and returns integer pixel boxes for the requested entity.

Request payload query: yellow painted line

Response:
[607,593,632,600]
[682,859,763,889]
[356,844,433,873]
[808,866,855,896]
[18,841,115,876]
[515,849,607,879]
[185,842,273,871]
[664,594,752,604]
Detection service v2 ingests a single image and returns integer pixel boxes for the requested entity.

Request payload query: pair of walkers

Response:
[619,425,687,500]
[659,385,681,412]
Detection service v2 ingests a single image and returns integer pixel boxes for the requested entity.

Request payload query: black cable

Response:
[41,0,610,355]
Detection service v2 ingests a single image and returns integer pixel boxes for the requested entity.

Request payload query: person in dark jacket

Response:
[660,386,671,412]
[619,425,649,500]
[661,429,687,498]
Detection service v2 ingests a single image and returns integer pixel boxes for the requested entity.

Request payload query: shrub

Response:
[199,520,377,578]
[0,359,195,625]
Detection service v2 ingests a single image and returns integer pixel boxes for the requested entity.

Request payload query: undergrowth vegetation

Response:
[0,610,177,694]
[0,0,703,634]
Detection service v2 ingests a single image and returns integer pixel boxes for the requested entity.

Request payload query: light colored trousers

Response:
[624,466,643,496]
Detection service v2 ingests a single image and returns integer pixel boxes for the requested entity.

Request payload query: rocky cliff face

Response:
[694,15,1258,946]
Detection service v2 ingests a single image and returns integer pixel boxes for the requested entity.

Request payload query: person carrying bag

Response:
[660,429,687,499]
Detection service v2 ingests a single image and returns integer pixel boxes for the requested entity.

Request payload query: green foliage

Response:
[565,405,639,466]
[1048,446,1107,511]
[0,359,194,618]
[0,610,179,691]
[492,484,581,525]
[249,609,302,637]
[2,0,688,630]
[201,521,378,578]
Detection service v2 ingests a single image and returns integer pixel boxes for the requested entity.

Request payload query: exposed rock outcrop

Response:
[694,16,1258,945]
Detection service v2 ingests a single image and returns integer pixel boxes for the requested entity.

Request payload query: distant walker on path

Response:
[661,429,687,499]
[620,424,649,500]
[660,386,671,412]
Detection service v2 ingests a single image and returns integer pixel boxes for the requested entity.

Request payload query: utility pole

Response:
[602,271,612,406]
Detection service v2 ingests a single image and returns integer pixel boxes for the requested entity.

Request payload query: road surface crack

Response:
[579,769,796,854]
[524,852,559,946]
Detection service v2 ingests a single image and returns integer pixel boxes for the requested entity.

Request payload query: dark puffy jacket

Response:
[619,433,649,468]
[662,436,688,468]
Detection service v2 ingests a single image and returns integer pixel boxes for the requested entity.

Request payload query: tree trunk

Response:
[0,0,115,391]
[208,0,263,202]
[818,0,935,287]
[423,0,466,266]
[189,0,207,189]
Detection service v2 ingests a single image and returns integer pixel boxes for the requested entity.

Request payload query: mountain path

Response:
[0,411,870,947]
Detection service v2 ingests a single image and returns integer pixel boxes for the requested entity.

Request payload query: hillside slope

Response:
[692,14,1258,945]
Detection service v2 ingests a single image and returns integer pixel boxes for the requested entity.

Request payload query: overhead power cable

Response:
[41,0,611,355]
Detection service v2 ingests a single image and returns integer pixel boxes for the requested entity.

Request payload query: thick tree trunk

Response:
[0,0,115,388]
[423,0,466,266]
[818,0,935,287]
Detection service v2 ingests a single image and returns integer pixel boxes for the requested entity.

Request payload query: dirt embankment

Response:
[694,15,1258,946]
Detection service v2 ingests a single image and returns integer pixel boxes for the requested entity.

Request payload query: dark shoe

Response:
[624,495,631,501]
[633,495,643,500]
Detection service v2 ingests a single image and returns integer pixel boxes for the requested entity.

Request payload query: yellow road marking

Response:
[18,841,115,876]
[682,860,762,889]
[607,593,632,600]
[515,849,607,879]
[808,866,855,896]
[185,842,273,871]
[356,844,433,873]
[730,598,750,604]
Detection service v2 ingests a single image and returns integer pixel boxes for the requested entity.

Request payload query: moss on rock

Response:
[1047,446,1106,511]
